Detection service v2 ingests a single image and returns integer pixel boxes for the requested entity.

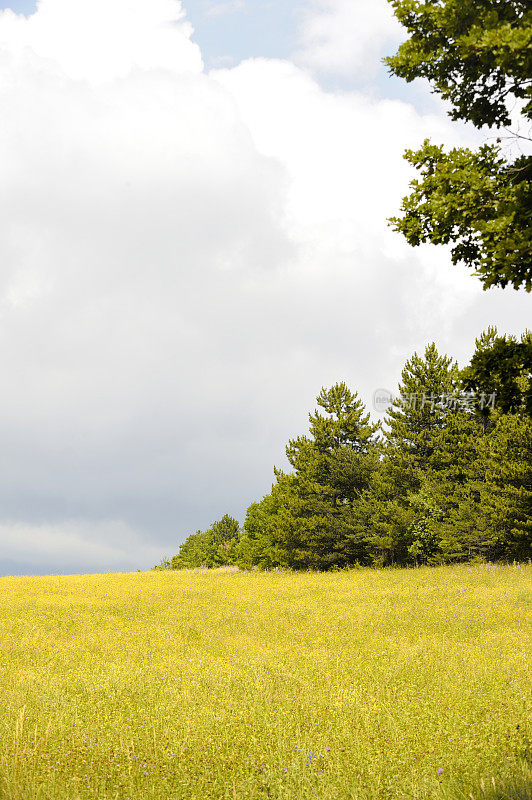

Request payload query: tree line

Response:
[155,328,532,571]
[156,0,532,572]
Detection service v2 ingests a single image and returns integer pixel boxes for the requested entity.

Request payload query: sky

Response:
[0,0,530,576]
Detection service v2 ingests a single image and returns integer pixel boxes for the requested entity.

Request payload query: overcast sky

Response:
[0,0,530,576]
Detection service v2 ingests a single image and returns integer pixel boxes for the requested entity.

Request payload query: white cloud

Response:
[0,0,203,83]
[0,0,529,575]
[211,58,479,266]
[294,0,404,79]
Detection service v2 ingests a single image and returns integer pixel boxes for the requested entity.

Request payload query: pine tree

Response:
[236,495,283,570]
[405,405,487,563]
[171,530,211,569]
[240,383,379,570]
[384,344,459,487]
[371,344,463,565]
[282,384,380,568]
[171,514,240,569]
[478,414,532,560]
[162,333,532,573]
[462,327,532,424]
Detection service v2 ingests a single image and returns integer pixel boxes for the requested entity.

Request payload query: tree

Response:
[383,343,459,491]
[171,514,240,569]
[478,413,532,559]
[386,1,531,129]
[405,486,443,566]
[154,332,531,572]
[236,497,281,570]
[239,383,380,570]
[461,326,532,422]
[209,514,240,566]
[417,409,485,562]
[282,384,380,568]
[170,530,204,569]
[386,0,532,290]
[370,344,474,565]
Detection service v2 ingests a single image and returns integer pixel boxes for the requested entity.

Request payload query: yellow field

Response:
[0,564,530,800]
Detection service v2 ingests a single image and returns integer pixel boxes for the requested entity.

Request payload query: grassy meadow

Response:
[0,564,530,800]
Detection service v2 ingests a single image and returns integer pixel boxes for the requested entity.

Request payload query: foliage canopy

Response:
[161,331,532,571]
[386,0,532,290]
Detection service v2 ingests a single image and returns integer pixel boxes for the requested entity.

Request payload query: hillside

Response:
[0,564,531,800]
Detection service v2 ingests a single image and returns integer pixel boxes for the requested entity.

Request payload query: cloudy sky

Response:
[0,0,530,576]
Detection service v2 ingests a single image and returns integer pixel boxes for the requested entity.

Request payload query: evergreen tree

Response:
[369,344,484,565]
[171,530,211,569]
[171,514,240,569]
[462,327,532,423]
[236,499,278,570]
[209,514,240,566]
[157,331,532,573]
[283,384,379,568]
[240,384,380,570]
[384,343,459,489]
[423,409,484,562]
[478,414,532,560]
